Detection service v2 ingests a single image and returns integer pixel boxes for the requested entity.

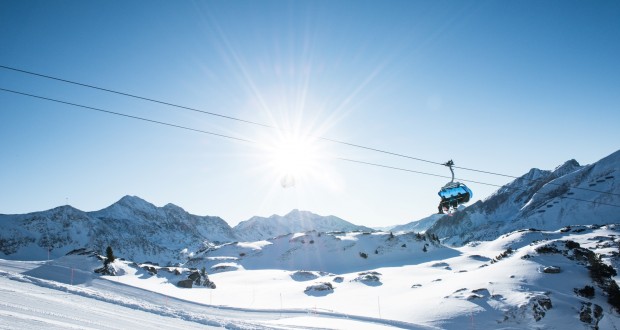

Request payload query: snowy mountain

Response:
[2,152,620,328]
[0,195,235,264]
[391,208,463,233]
[189,230,446,273]
[426,149,620,245]
[232,209,373,242]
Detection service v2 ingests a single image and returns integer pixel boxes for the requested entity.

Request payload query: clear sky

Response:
[1,0,619,227]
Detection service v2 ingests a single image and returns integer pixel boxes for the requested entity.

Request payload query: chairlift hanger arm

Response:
[444,160,455,183]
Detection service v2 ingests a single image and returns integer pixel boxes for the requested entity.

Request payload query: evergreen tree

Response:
[105,246,115,265]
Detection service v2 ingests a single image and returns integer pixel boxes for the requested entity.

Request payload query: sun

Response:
[268,134,321,188]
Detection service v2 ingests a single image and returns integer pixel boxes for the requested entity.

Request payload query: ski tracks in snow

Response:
[0,268,428,329]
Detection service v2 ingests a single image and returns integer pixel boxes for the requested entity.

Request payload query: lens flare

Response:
[268,134,321,187]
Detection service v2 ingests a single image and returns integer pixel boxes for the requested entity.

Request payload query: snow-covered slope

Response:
[190,230,449,274]
[427,149,620,245]
[233,209,373,242]
[3,224,620,329]
[0,196,235,264]
[391,209,462,234]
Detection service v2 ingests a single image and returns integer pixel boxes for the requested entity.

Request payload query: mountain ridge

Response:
[2,149,619,264]
[0,195,374,264]
[426,149,620,245]
[0,195,235,264]
[232,209,374,242]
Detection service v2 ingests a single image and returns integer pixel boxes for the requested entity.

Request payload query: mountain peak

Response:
[552,159,581,177]
[523,167,548,181]
[427,149,620,246]
[118,195,147,203]
[90,195,159,217]
[284,209,311,218]
[48,204,84,215]
[234,210,371,241]
[163,203,184,212]
[116,195,155,209]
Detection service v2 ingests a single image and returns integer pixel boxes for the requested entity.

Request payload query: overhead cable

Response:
[338,158,620,209]
[0,88,253,143]
[2,87,619,209]
[0,64,617,197]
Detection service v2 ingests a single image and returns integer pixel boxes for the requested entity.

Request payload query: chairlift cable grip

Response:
[444,160,455,183]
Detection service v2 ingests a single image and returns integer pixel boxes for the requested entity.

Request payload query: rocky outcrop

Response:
[304,282,334,295]
[177,270,216,289]
[177,279,194,288]
[579,302,603,328]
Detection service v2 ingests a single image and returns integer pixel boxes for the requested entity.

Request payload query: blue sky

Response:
[1,0,619,226]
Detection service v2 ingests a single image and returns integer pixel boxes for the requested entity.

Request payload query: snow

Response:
[428,150,620,245]
[2,225,620,329]
[0,274,216,329]
[236,241,273,250]
[2,150,620,328]
[392,209,461,234]
[233,209,373,242]
[0,195,236,265]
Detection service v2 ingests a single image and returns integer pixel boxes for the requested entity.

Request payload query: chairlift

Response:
[437,160,473,214]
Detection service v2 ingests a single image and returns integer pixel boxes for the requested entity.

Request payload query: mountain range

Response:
[0,197,370,264]
[232,209,373,242]
[0,196,234,264]
[1,149,619,265]
[1,149,620,329]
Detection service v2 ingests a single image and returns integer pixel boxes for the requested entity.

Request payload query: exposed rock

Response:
[94,263,117,276]
[574,285,595,299]
[565,240,580,249]
[142,265,157,275]
[188,270,201,284]
[579,302,603,327]
[543,266,561,274]
[431,262,450,268]
[203,278,216,289]
[472,288,490,297]
[211,263,240,273]
[354,271,382,285]
[174,269,216,289]
[304,282,334,295]
[355,274,380,282]
[532,296,552,321]
[66,248,95,256]
[290,270,320,281]
[177,279,194,288]
[359,271,381,276]
[468,254,491,262]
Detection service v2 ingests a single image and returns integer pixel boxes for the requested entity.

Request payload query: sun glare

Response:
[268,134,320,187]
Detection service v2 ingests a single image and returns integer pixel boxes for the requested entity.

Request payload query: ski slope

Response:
[0,259,418,329]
